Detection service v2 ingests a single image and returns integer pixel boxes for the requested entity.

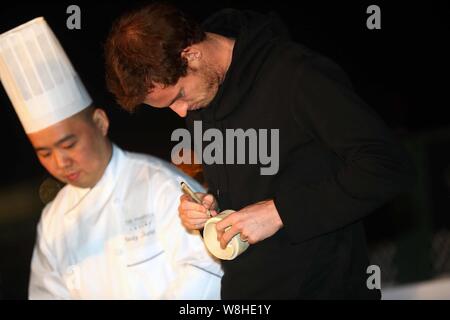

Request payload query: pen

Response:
[180,181,212,217]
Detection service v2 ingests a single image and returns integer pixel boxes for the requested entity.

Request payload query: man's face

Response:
[27,110,110,188]
[144,62,221,117]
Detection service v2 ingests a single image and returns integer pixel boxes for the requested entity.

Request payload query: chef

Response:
[0,17,222,299]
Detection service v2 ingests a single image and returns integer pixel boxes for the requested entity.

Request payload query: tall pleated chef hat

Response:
[0,17,92,133]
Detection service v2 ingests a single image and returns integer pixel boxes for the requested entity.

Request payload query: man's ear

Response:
[92,108,110,136]
[181,46,202,63]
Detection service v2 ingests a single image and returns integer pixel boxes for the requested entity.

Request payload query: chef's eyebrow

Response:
[34,134,76,152]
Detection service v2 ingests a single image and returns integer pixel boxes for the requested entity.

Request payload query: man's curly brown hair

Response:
[104,2,206,112]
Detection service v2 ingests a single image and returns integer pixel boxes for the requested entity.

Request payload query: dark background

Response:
[0,0,449,299]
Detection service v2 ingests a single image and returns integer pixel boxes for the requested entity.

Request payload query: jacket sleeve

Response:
[152,171,223,299]
[29,216,70,300]
[273,55,416,244]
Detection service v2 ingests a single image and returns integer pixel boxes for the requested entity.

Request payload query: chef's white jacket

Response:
[29,145,222,299]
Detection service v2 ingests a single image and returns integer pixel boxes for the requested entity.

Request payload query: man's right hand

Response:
[178,193,218,230]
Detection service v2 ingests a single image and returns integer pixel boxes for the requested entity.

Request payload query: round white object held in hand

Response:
[203,210,250,260]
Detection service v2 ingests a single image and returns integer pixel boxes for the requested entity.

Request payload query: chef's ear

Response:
[92,108,109,136]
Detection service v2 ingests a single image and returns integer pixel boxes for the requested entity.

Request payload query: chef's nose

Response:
[53,150,71,169]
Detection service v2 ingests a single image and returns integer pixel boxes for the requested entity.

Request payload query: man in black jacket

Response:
[104,3,415,299]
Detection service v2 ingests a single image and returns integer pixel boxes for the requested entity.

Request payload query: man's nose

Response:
[169,101,188,118]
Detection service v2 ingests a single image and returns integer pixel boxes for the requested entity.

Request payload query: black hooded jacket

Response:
[186,9,415,299]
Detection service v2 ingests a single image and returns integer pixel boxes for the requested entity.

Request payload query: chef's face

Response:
[28,107,112,188]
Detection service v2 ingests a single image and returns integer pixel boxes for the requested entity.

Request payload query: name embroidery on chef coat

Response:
[124,213,156,244]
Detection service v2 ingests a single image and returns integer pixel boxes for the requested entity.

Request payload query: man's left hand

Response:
[215,200,283,249]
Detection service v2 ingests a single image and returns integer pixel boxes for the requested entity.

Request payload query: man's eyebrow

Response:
[34,134,76,152]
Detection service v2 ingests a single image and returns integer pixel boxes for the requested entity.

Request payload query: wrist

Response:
[268,199,283,229]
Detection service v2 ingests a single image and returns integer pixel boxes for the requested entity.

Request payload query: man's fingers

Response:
[215,215,237,247]
[219,225,241,249]
[179,192,219,231]
[180,208,210,219]
[180,199,207,214]
[215,214,236,232]
[209,209,218,217]
[216,228,224,243]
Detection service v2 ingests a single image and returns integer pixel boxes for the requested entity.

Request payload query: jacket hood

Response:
[201,9,291,120]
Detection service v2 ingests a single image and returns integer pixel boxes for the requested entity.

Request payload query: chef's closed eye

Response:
[38,150,51,158]
[62,141,77,149]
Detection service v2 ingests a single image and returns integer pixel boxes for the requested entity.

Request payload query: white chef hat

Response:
[0,17,92,133]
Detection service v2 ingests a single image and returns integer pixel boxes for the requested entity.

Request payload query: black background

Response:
[0,0,449,299]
